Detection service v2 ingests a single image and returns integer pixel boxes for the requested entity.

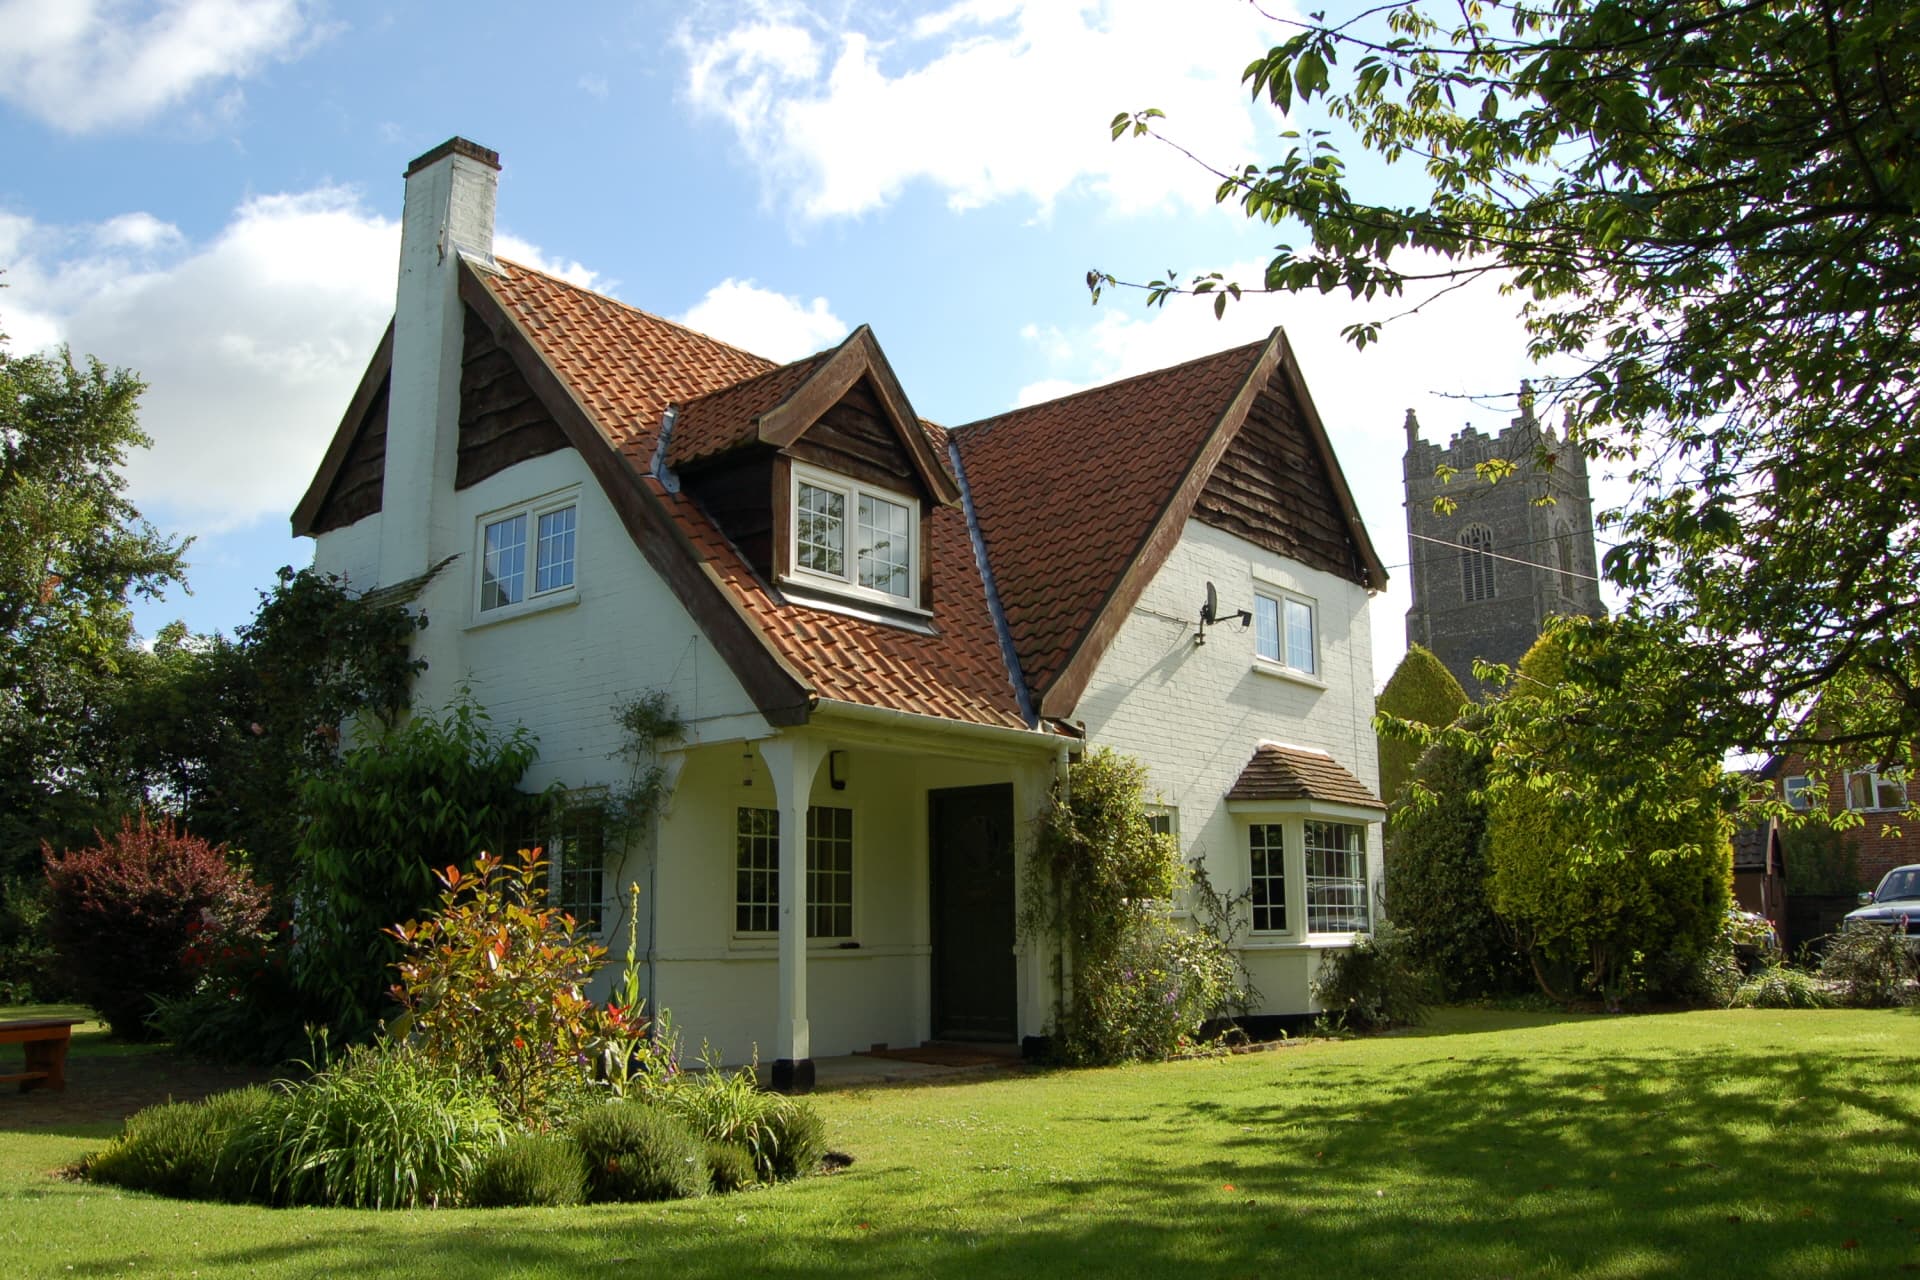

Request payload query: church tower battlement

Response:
[1402,385,1605,695]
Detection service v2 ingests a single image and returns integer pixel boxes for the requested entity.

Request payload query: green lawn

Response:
[3,1007,1916,1278]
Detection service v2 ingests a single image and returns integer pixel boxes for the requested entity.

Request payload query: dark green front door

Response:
[929,783,1017,1042]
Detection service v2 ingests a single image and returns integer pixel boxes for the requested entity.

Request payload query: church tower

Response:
[1402,385,1605,695]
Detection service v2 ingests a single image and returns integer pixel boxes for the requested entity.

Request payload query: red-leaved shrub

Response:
[44,813,269,1038]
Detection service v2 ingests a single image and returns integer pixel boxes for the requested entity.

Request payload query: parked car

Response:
[1727,909,1782,972]
[1844,863,1920,952]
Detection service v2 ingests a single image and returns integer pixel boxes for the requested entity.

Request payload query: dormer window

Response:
[790,463,919,607]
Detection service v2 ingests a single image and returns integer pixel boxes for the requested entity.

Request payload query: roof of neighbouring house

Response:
[1226,742,1385,810]
[1733,822,1783,874]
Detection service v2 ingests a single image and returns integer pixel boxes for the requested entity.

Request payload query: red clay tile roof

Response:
[1226,742,1384,810]
[483,259,779,467]
[476,260,1029,731]
[668,353,828,470]
[950,342,1268,696]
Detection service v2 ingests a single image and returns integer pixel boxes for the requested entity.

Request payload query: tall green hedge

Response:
[1484,632,1731,1001]
[1375,645,1469,808]
[1382,712,1529,999]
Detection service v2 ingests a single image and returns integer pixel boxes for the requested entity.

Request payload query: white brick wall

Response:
[1078,518,1382,1014]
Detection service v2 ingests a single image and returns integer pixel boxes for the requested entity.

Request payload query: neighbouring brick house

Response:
[1761,749,1917,892]
[294,138,1391,1088]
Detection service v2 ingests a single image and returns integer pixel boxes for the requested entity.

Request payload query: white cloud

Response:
[0,0,317,133]
[0,190,600,537]
[676,278,848,362]
[676,0,1282,220]
[1003,259,1631,688]
[494,233,604,291]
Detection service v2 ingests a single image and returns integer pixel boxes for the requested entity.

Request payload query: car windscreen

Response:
[1876,869,1920,902]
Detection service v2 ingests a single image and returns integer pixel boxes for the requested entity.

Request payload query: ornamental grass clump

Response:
[254,1041,505,1208]
[571,1099,706,1202]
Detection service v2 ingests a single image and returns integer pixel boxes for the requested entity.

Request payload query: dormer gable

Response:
[669,326,957,618]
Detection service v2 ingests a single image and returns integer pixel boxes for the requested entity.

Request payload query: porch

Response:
[637,705,1064,1090]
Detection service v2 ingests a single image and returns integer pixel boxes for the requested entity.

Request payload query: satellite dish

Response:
[1202,581,1219,625]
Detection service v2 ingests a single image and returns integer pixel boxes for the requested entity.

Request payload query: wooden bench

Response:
[0,1018,82,1093]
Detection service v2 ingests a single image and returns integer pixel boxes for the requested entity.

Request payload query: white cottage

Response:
[295,138,1391,1090]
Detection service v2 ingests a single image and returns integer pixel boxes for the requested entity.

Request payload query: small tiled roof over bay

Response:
[1226,742,1384,810]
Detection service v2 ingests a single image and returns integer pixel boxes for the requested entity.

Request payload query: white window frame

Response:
[1253,589,1318,678]
[1248,821,1289,934]
[1304,819,1370,935]
[1844,769,1908,813]
[787,462,920,608]
[732,804,857,942]
[1782,774,1814,810]
[474,489,580,621]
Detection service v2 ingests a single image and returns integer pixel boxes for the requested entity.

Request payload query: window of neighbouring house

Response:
[522,804,607,934]
[1304,819,1369,934]
[1844,769,1908,813]
[1254,592,1317,675]
[1249,822,1287,932]
[1783,775,1814,810]
[790,463,919,606]
[479,494,578,614]
[1460,524,1496,602]
[734,805,855,939]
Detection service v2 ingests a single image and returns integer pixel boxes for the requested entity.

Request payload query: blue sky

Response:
[0,0,1586,686]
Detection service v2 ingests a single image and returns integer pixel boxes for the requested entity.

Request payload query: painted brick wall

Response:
[1076,518,1381,1013]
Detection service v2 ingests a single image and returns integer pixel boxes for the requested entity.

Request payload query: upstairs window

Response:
[1845,769,1908,813]
[1782,775,1814,810]
[1460,524,1496,602]
[480,496,577,614]
[790,464,918,606]
[1254,592,1317,676]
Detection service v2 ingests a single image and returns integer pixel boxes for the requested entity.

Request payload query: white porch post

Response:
[758,736,823,1093]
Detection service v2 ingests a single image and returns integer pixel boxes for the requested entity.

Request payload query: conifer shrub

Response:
[571,1100,706,1202]
[1374,644,1469,807]
[467,1131,588,1208]
[43,813,269,1038]
[1382,711,1530,999]
[1483,630,1732,1003]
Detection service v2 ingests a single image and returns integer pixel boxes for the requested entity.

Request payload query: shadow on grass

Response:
[44,1033,1920,1280]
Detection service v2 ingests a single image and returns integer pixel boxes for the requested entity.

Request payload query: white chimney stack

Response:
[379,137,501,585]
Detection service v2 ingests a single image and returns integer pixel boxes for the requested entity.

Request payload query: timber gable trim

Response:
[291,320,395,537]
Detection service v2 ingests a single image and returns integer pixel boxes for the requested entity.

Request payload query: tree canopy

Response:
[1100,0,1920,769]
[1,340,187,873]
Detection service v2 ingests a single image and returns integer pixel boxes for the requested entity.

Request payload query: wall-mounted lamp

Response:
[829,749,848,791]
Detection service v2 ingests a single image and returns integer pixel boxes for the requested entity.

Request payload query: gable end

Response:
[1194,368,1371,586]
[784,377,921,497]
[456,304,570,488]
[308,373,390,534]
